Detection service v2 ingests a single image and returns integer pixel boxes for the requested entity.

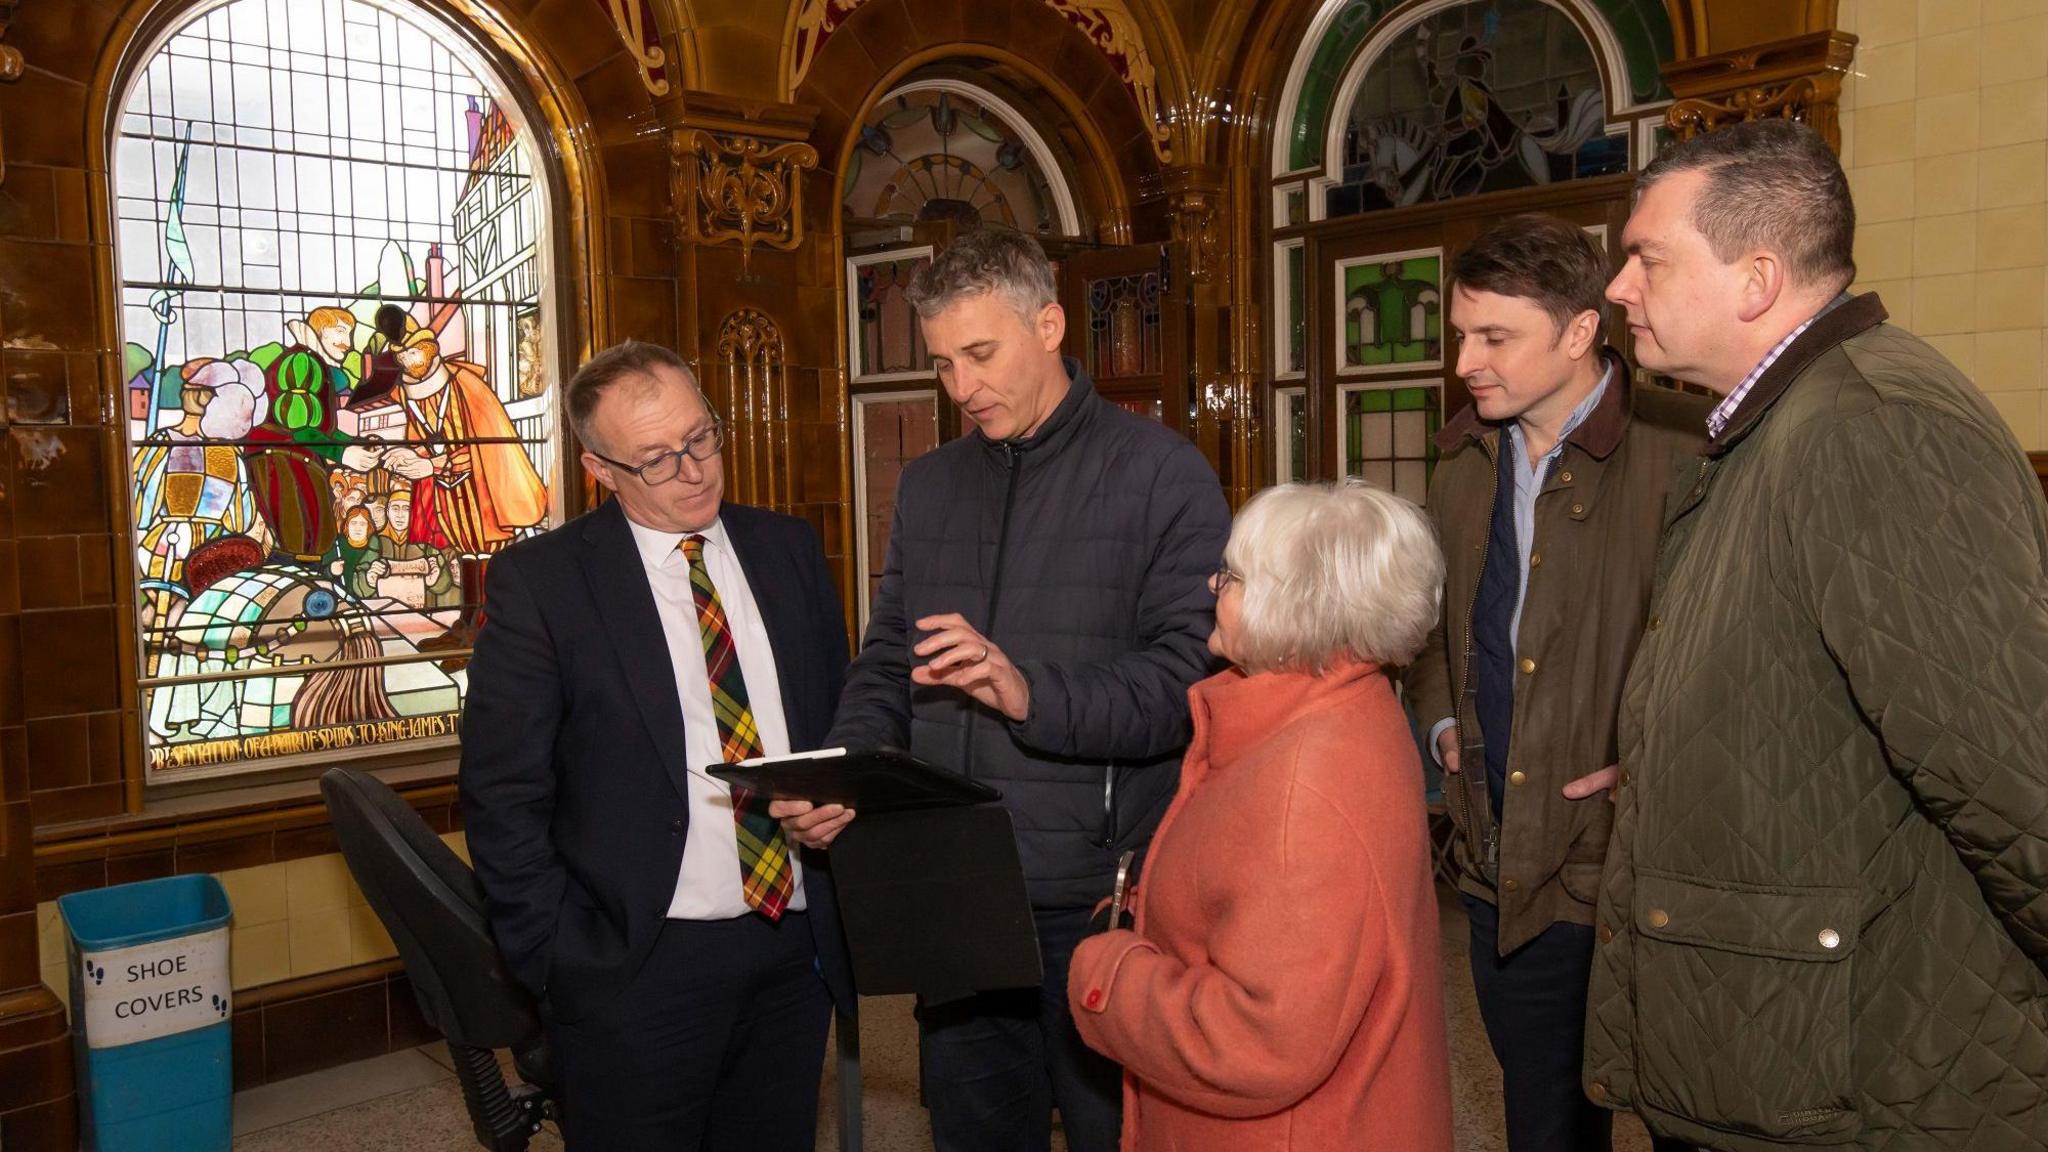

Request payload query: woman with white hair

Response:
[1067,480,1454,1152]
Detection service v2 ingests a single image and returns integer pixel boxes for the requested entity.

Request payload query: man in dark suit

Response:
[461,339,852,1150]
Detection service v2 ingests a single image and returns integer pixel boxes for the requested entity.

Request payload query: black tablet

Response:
[707,746,1001,812]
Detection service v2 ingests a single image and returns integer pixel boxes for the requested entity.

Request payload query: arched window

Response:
[841,80,1081,236]
[115,0,561,783]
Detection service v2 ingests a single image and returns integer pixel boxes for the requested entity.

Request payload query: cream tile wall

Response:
[1840,0,2048,448]
[36,832,470,1009]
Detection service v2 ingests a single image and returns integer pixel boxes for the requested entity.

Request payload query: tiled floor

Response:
[229,896,1655,1150]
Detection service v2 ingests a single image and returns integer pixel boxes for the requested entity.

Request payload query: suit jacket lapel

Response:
[578,501,695,805]
[723,508,811,749]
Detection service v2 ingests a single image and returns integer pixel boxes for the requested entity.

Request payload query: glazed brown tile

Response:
[231,1006,266,1089]
[578,57,657,147]
[0,910,37,991]
[29,782,121,828]
[5,0,118,86]
[848,0,920,76]
[23,715,88,793]
[105,847,174,888]
[31,857,105,904]
[0,1092,78,1152]
[0,70,88,171]
[75,533,113,608]
[609,276,678,347]
[0,541,18,616]
[19,606,118,717]
[0,239,96,352]
[0,165,58,242]
[387,975,439,1050]
[84,711,121,785]
[528,0,627,82]
[602,135,674,221]
[15,537,79,612]
[173,829,274,876]
[262,981,389,1081]
[270,820,340,864]
[1,349,70,425]
[1,727,28,803]
[11,428,108,536]
[50,168,88,246]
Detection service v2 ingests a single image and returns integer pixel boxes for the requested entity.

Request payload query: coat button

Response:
[1529,551,1543,568]
[1818,928,1841,950]
[1598,924,1614,944]
[1519,657,1537,675]
[1571,502,1586,516]
[1588,1081,1607,1102]
[1085,989,1102,1008]
[1509,770,1527,785]
[1618,768,1631,788]
[1559,470,1573,483]
[1647,615,1661,631]
[1502,878,1520,893]
[1648,909,1670,929]
[671,819,685,834]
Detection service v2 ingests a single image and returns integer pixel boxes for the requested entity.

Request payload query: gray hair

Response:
[1635,118,1855,293]
[1224,480,1444,674]
[564,339,706,453]
[906,229,1058,323]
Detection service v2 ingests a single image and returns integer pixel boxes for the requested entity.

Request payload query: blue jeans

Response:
[917,906,1122,1152]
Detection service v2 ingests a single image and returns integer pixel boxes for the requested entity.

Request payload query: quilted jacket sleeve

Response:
[1010,440,1230,761]
[1788,403,2048,968]
[827,502,913,750]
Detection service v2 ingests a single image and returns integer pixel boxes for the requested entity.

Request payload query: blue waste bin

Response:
[57,874,233,1152]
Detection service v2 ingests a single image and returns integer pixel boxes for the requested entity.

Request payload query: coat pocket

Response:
[1631,871,1860,1143]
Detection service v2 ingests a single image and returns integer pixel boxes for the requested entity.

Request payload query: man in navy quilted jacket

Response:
[778,228,1229,1152]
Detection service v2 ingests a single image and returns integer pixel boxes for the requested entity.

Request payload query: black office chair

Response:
[319,767,865,1152]
[321,767,555,1151]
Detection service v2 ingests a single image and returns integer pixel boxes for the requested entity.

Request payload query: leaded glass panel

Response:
[117,0,558,781]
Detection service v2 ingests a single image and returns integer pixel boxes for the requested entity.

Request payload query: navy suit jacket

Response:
[460,498,855,1023]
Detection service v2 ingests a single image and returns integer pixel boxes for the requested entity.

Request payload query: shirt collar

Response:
[1510,359,1613,462]
[626,512,729,570]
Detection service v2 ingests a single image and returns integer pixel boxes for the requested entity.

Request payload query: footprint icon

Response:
[84,961,105,986]
[211,994,227,1018]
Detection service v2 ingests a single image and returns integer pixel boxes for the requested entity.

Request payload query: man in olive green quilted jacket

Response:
[1589,119,2048,1150]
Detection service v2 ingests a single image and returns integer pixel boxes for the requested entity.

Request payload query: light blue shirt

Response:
[1428,363,1612,761]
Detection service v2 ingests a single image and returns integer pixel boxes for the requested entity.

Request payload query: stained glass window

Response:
[1342,384,1439,506]
[1327,0,1629,217]
[1275,386,1309,484]
[1086,272,1163,382]
[842,85,1075,234]
[116,0,558,782]
[847,250,933,382]
[1336,250,1442,373]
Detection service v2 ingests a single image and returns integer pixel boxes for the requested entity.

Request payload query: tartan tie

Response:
[679,535,794,921]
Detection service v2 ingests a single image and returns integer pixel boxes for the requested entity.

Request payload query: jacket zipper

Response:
[1100,761,1117,847]
[1452,434,1502,885]
[960,443,1024,782]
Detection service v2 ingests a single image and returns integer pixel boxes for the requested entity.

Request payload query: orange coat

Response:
[1069,661,1454,1152]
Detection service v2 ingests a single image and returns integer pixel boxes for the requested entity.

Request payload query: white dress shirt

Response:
[626,515,806,919]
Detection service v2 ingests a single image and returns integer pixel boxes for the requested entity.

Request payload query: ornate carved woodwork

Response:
[1661,30,1856,151]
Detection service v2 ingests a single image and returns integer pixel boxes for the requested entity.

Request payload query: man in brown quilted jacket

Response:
[1406,214,1708,1152]
[1590,118,2048,1150]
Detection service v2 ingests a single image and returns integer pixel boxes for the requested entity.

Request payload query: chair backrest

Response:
[319,767,542,1052]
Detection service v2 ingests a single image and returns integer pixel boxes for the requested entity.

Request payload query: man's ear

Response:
[1038,302,1066,352]
[1736,250,1786,325]
[1561,308,1602,360]
[581,451,619,494]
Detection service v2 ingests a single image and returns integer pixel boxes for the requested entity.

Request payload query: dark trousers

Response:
[1465,895,1611,1152]
[548,911,832,1151]
[917,906,1123,1152]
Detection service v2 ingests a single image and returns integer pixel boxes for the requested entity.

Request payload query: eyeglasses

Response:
[591,421,725,485]
[1209,564,1240,593]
